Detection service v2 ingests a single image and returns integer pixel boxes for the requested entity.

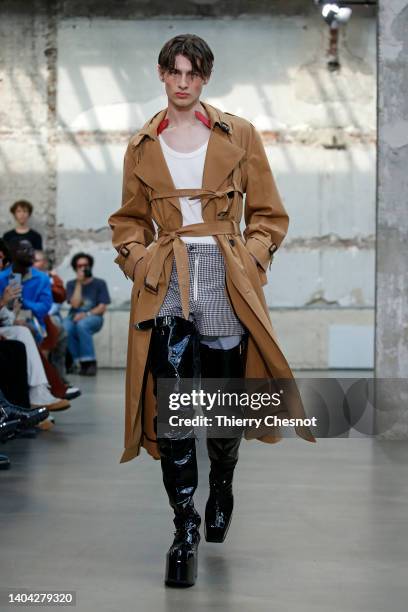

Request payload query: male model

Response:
[108,33,316,588]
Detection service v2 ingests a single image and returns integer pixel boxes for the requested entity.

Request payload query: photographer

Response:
[63,252,111,376]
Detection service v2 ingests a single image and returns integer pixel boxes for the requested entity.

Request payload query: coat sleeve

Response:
[242,122,289,272]
[108,141,156,281]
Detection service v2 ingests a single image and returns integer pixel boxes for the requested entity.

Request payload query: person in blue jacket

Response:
[0,239,52,341]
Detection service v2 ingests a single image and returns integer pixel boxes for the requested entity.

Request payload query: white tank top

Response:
[158,134,216,245]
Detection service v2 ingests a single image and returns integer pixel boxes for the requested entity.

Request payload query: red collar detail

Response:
[157,118,169,135]
[195,111,211,129]
[157,110,211,135]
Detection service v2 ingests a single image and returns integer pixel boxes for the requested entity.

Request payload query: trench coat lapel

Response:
[131,102,246,215]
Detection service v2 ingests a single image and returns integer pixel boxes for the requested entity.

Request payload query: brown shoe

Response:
[36,417,55,431]
[32,399,71,411]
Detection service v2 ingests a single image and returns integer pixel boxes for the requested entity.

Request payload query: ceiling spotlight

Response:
[314,1,352,28]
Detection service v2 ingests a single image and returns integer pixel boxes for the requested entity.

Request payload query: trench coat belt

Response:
[148,185,243,216]
[144,218,242,321]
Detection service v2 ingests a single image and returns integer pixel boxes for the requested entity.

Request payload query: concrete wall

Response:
[375,0,408,437]
[0,2,376,368]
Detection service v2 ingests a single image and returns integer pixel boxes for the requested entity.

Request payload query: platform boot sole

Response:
[165,548,198,587]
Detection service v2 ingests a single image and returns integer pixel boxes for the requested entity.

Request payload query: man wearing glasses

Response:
[63,252,111,376]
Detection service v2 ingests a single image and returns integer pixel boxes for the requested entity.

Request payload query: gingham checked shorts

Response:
[156,242,247,337]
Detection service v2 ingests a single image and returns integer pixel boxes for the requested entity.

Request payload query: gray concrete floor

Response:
[1,369,407,612]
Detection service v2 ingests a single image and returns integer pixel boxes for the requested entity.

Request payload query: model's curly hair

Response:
[158,34,214,79]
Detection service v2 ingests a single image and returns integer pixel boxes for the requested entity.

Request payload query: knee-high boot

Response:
[199,335,247,543]
[148,316,201,587]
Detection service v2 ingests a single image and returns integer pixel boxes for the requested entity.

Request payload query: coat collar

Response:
[130,101,245,215]
[131,100,234,143]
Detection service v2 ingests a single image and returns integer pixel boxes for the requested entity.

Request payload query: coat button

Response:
[229,238,235,246]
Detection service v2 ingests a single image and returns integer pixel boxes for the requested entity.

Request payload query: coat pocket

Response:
[239,237,268,287]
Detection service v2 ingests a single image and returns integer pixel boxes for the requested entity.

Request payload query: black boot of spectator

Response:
[1,404,21,442]
[0,454,11,470]
[0,389,49,428]
[79,360,97,376]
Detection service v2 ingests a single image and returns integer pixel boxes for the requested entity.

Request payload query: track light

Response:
[314,1,352,28]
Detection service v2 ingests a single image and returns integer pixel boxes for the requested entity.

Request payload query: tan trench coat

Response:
[108,101,316,464]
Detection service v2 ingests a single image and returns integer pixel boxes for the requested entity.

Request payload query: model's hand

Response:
[73,312,87,322]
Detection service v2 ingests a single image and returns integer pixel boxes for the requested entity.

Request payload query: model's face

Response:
[14,206,30,225]
[158,54,209,108]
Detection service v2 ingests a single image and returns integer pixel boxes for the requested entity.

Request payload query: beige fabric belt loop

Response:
[144,218,241,321]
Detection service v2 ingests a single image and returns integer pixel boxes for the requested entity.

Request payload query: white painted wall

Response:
[1,12,376,368]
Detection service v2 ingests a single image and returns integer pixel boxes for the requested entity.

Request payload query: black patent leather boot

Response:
[0,389,49,428]
[148,316,201,587]
[0,404,20,443]
[159,437,201,587]
[204,436,242,542]
[199,337,247,543]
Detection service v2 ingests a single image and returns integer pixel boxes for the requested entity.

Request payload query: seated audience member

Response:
[0,240,52,342]
[33,250,68,379]
[0,238,11,272]
[63,252,111,376]
[3,200,43,251]
[0,284,70,410]
[0,239,52,340]
[32,250,81,401]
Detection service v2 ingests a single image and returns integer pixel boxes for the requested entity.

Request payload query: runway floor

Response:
[1,369,407,612]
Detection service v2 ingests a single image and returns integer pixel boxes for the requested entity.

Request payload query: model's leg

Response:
[199,333,248,543]
[147,315,201,588]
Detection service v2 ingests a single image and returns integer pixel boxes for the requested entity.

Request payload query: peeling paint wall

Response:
[0,1,377,368]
